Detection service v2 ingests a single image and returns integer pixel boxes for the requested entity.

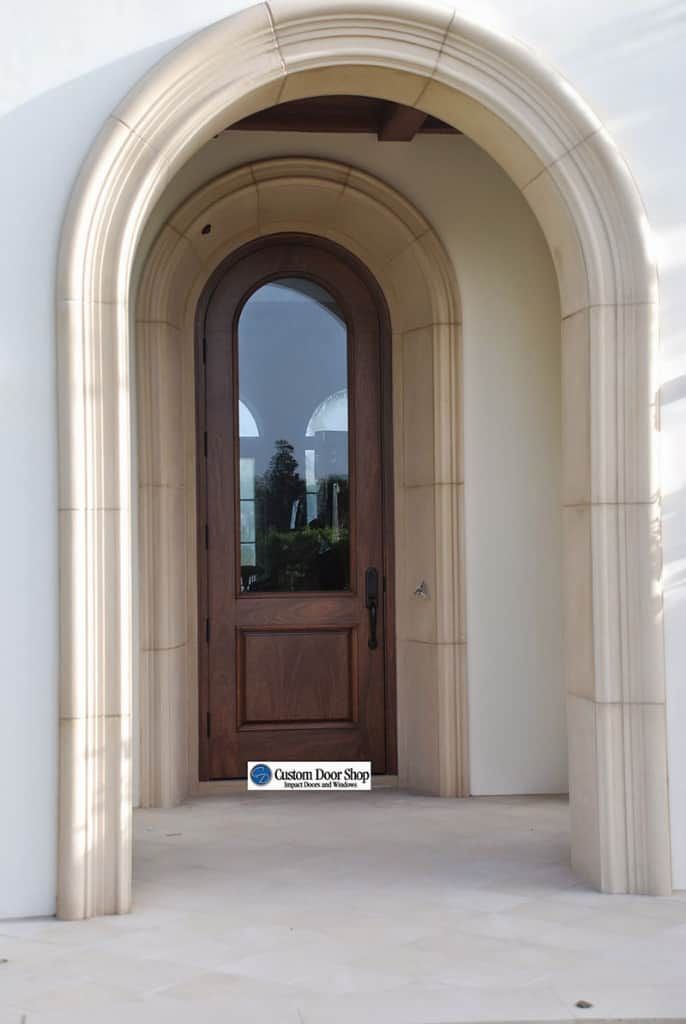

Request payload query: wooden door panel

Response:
[225,594,358,627]
[198,235,394,779]
[238,628,356,726]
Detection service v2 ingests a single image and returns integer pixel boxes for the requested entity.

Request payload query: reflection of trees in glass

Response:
[262,526,349,591]
[249,439,350,592]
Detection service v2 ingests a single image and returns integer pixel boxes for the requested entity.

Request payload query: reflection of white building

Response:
[238,402,258,574]
[306,388,349,436]
[238,399,259,439]
[306,388,349,533]
[2,5,686,1015]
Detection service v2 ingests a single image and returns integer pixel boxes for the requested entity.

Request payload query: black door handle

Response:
[365,567,379,650]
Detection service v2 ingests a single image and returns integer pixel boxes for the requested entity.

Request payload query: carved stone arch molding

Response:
[56,0,669,918]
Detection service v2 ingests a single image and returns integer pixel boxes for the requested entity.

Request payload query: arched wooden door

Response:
[196,235,395,780]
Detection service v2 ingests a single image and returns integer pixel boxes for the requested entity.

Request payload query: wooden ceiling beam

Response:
[225,95,459,139]
[377,102,428,141]
[231,96,381,134]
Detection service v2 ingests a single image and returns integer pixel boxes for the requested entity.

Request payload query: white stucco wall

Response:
[1,0,684,915]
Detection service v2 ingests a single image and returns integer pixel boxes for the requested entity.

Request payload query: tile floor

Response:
[1,791,686,1023]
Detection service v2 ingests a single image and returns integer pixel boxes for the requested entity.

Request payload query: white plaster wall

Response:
[1,0,684,914]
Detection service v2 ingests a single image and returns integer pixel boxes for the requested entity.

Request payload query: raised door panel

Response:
[238,628,356,726]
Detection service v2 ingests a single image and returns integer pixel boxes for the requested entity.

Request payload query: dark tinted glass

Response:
[237,277,350,592]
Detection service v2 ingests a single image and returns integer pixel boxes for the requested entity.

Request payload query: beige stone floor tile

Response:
[298,980,571,1024]
[0,946,202,1013]
[447,908,632,961]
[553,981,686,1019]
[159,970,304,1018]
[28,992,297,1024]
[3,793,686,1022]
[231,947,409,995]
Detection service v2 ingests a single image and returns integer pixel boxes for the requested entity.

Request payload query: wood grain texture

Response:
[239,628,355,725]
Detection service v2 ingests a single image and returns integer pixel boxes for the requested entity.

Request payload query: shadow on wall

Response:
[0,34,191,296]
[551,0,686,218]
[661,374,686,407]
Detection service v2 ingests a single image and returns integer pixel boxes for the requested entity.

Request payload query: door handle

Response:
[365,567,379,650]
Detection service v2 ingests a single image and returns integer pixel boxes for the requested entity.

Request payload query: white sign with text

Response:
[247,761,372,791]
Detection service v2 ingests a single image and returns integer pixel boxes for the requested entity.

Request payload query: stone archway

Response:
[56,0,669,919]
[135,158,465,815]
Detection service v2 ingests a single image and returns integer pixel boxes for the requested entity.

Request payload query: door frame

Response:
[194,233,398,779]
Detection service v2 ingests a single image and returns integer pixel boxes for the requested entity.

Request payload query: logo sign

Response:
[249,763,273,787]
[247,761,372,791]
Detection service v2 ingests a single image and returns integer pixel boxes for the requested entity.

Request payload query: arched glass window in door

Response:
[237,277,349,592]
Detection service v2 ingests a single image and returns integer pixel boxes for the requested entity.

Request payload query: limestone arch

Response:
[56,0,669,918]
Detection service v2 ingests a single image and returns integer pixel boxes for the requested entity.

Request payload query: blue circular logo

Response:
[250,763,272,786]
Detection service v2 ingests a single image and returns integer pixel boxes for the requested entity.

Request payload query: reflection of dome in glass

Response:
[250,278,345,325]
[306,388,348,437]
[239,400,259,437]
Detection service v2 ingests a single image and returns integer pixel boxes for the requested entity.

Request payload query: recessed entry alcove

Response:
[56,0,669,919]
[135,159,465,806]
